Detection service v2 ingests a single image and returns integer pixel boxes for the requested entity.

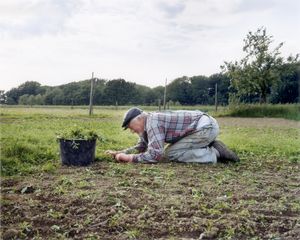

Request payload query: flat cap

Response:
[122,107,143,129]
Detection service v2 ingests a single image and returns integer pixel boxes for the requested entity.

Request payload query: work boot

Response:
[211,140,240,163]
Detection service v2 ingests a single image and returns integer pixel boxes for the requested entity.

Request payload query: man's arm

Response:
[115,153,134,163]
[107,129,164,164]
[105,135,147,159]
[131,125,165,163]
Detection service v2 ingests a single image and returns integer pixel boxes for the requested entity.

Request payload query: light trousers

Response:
[164,116,219,163]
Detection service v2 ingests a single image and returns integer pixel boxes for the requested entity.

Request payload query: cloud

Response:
[156,0,186,18]
[0,0,79,38]
[234,0,275,13]
[0,0,299,91]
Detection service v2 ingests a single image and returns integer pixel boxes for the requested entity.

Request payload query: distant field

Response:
[1,103,298,119]
[0,104,223,113]
[1,106,300,239]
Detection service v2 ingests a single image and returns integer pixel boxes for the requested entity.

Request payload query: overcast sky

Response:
[1,0,299,91]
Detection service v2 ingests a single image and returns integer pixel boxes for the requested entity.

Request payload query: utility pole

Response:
[158,99,161,111]
[89,72,95,116]
[163,78,167,110]
[215,83,218,112]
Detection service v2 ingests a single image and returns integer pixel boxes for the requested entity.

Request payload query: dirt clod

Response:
[2,229,19,240]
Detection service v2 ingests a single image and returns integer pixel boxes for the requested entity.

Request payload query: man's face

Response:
[128,117,144,135]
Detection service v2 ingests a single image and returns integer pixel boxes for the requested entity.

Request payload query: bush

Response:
[225,104,300,120]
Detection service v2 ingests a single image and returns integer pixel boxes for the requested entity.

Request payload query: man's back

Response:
[146,110,206,143]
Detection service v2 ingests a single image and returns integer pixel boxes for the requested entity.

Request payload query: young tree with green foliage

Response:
[222,27,298,104]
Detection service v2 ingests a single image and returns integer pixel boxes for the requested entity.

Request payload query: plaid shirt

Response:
[129,111,205,163]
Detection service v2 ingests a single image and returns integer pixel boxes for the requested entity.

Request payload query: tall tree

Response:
[150,86,165,105]
[190,75,210,105]
[6,88,20,104]
[44,88,64,105]
[168,76,193,105]
[6,81,43,104]
[103,79,138,105]
[208,73,231,105]
[270,61,300,103]
[93,79,107,105]
[222,27,298,104]
[134,84,154,105]
[18,81,42,96]
[18,94,30,105]
[0,90,7,104]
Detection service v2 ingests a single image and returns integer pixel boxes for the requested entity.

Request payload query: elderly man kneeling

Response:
[106,107,239,164]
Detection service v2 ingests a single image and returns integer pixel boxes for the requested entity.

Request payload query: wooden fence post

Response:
[89,72,94,116]
[215,83,218,112]
[158,99,161,111]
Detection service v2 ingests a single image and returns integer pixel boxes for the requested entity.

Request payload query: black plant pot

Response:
[59,139,96,166]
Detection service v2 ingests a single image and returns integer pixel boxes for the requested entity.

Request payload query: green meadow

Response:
[1,105,299,239]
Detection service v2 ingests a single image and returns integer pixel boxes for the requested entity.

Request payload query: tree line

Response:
[1,75,230,106]
[1,27,299,106]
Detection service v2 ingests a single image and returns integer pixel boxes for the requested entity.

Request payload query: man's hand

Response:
[115,153,134,163]
[105,150,134,163]
[105,150,122,157]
